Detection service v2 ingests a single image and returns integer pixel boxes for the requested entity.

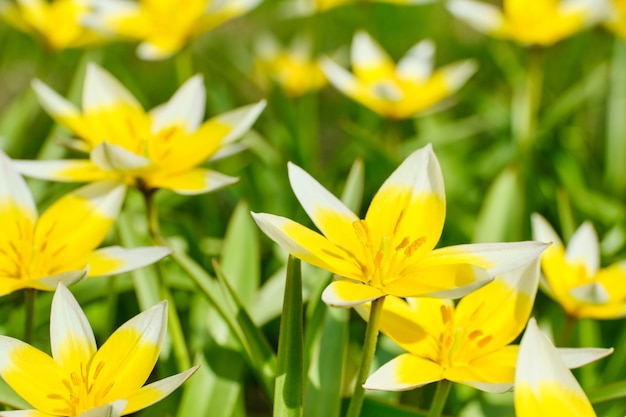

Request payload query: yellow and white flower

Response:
[86,0,261,60]
[321,32,477,119]
[0,0,104,50]
[532,213,626,319]
[0,283,198,417]
[15,63,265,195]
[515,318,604,416]
[252,144,547,307]
[448,0,609,46]
[0,150,169,296]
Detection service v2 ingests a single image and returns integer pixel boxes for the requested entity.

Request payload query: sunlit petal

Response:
[124,366,199,414]
[396,40,435,82]
[86,246,171,277]
[351,31,395,82]
[565,222,599,275]
[0,150,36,218]
[78,400,127,417]
[83,63,141,111]
[445,345,518,392]
[448,0,505,34]
[148,168,238,195]
[557,347,614,369]
[150,75,206,133]
[364,354,444,391]
[12,159,111,183]
[90,142,153,173]
[321,280,385,307]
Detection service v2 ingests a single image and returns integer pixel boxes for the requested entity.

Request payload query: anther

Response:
[102,382,115,398]
[468,330,483,340]
[393,210,405,235]
[93,361,105,380]
[395,237,410,251]
[404,236,426,257]
[46,393,64,400]
[70,372,80,386]
[477,335,493,348]
[440,305,453,324]
[374,250,384,268]
[353,220,371,247]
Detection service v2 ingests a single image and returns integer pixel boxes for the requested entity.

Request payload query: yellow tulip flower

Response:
[532,213,626,319]
[15,63,265,195]
[252,144,547,307]
[515,318,602,416]
[321,32,477,119]
[0,0,104,50]
[0,151,169,296]
[605,0,626,40]
[86,0,261,60]
[254,35,327,97]
[448,0,608,46]
[0,283,198,417]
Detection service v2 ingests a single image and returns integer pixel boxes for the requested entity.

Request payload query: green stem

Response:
[558,314,577,347]
[514,46,544,156]
[605,38,626,197]
[175,46,195,84]
[24,289,36,343]
[426,380,453,417]
[142,189,191,371]
[346,296,385,417]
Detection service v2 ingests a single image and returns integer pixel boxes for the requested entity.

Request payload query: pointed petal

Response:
[321,280,385,307]
[364,354,444,391]
[31,78,81,121]
[148,168,238,195]
[137,41,179,61]
[78,400,127,417]
[439,60,478,91]
[557,347,613,369]
[0,336,66,415]
[149,75,206,134]
[89,301,167,403]
[86,246,171,277]
[365,144,446,258]
[566,222,599,275]
[211,100,266,147]
[569,282,609,304]
[90,142,153,172]
[34,181,125,273]
[448,0,505,34]
[50,283,97,373]
[12,159,111,182]
[287,161,359,252]
[396,40,435,82]
[251,212,362,279]
[124,366,199,414]
[83,63,141,112]
[423,241,549,275]
[0,150,36,217]
[445,345,518,393]
[320,57,360,96]
[515,318,597,417]
[26,267,88,292]
[531,213,564,248]
[0,411,51,417]
[351,31,395,82]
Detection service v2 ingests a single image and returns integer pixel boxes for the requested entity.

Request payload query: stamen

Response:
[374,250,384,268]
[93,361,105,380]
[353,220,371,247]
[393,210,405,235]
[440,305,453,324]
[46,393,65,400]
[404,236,426,257]
[70,392,80,405]
[477,335,493,348]
[70,372,81,386]
[101,382,115,398]
[468,330,483,340]
[395,237,410,251]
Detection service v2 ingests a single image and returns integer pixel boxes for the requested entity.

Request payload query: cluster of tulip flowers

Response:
[1,0,626,416]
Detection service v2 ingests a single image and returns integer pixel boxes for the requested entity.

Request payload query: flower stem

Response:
[23,289,36,343]
[426,379,452,417]
[142,188,191,371]
[346,296,385,417]
[558,314,577,347]
[514,46,544,156]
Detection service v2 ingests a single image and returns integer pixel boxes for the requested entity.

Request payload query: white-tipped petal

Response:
[0,411,49,417]
[351,31,389,70]
[91,142,153,172]
[124,366,199,414]
[50,283,97,367]
[150,75,206,133]
[12,159,108,182]
[570,282,610,304]
[0,150,36,217]
[531,213,563,247]
[71,180,126,219]
[83,63,141,111]
[465,381,513,393]
[117,300,168,347]
[87,246,171,277]
[320,57,359,93]
[566,221,599,275]
[31,79,81,119]
[31,267,89,291]
[500,257,541,298]
[557,347,614,369]
[321,281,384,307]
[397,40,435,82]
[214,100,266,146]
[364,354,443,391]
[448,0,505,33]
[150,169,239,195]
[441,59,478,91]
[422,266,492,298]
[78,400,127,417]
[137,41,176,61]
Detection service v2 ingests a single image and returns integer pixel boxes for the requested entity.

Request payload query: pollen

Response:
[468,330,483,340]
[477,335,493,348]
[404,236,426,257]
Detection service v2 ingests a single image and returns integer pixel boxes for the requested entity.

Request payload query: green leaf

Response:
[588,379,626,404]
[340,158,365,214]
[274,256,304,417]
[604,39,626,197]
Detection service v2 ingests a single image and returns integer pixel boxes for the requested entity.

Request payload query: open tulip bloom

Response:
[15,63,265,195]
[252,144,547,307]
[320,32,477,119]
[85,0,261,60]
[0,0,104,50]
[0,283,198,417]
[448,0,608,46]
[514,318,607,416]
[532,213,626,319]
[0,150,169,295]
[359,259,611,392]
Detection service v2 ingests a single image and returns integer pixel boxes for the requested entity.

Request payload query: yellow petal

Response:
[364,353,444,391]
[147,168,238,195]
[124,366,199,414]
[321,281,385,307]
[445,345,518,392]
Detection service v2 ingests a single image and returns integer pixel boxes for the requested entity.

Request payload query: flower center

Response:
[49,361,114,416]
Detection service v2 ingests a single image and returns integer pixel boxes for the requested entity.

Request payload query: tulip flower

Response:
[252,144,547,307]
[15,63,265,195]
[321,32,477,119]
[254,35,326,97]
[0,150,169,295]
[0,0,104,50]
[0,283,198,416]
[86,0,261,60]
[448,0,608,46]
[515,318,604,416]
[532,213,626,319]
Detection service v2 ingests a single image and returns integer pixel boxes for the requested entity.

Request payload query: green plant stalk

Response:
[176,46,195,85]
[426,380,452,417]
[604,38,626,197]
[514,46,544,155]
[143,189,192,372]
[346,296,385,417]
[23,289,36,343]
[273,257,303,417]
